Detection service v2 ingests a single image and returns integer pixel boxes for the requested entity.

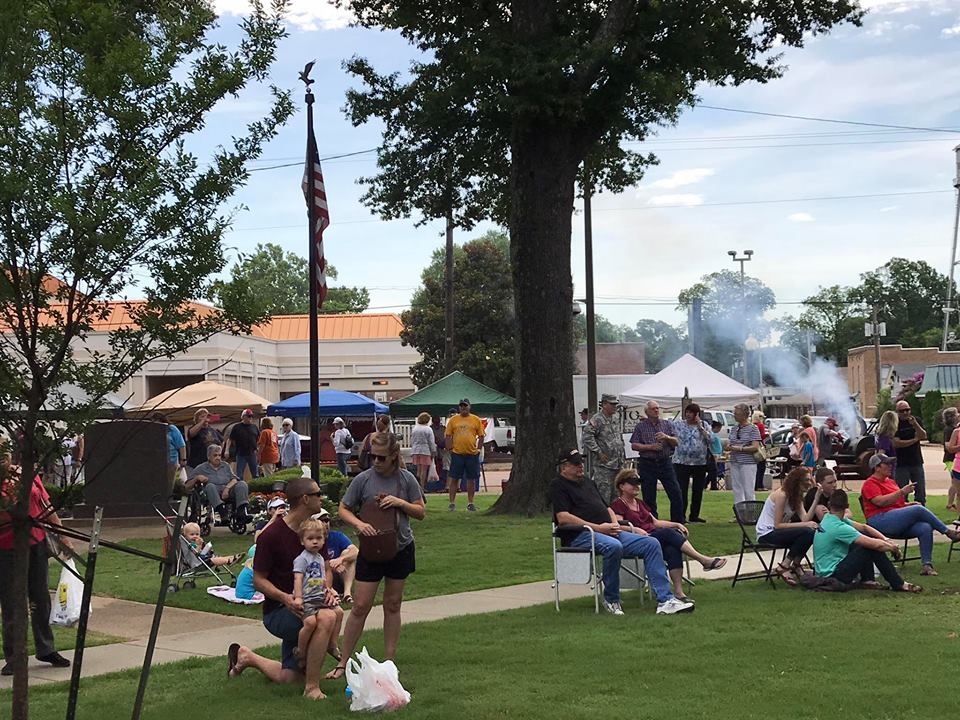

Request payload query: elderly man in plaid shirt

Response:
[629,401,684,523]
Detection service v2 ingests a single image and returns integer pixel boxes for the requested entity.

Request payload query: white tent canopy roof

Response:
[618,353,759,410]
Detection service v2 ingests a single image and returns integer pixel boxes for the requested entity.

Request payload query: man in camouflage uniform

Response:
[581,394,625,503]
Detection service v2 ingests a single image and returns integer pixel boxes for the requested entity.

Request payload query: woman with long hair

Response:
[754,467,818,585]
[410,411,437,494]
[943,408,960,514]
[874,410,898,472]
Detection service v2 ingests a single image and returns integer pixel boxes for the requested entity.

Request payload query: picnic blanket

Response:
[206,585,264,604]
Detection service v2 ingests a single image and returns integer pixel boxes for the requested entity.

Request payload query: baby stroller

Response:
[154,502,238,593]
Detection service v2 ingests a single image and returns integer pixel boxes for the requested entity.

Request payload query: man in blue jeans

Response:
[629,401,684,523]
[550,448,694,616]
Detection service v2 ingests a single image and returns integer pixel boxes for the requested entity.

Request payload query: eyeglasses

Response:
[304,490,323,498]
[371,453,389,461]
[897,408,911,413]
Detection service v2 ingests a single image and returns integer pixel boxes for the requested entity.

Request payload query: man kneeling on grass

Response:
[550,448,694,616]
[813,490,922,593]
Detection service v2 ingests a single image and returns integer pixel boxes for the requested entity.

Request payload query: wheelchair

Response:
[186,481,250,536]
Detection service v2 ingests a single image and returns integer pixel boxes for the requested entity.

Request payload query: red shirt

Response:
[861,474,905,520]
[610,496,657,533]
[0,476,50,550]
[755,422,768,441]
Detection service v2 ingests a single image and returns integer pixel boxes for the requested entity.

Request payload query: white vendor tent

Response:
[618,353,759,410]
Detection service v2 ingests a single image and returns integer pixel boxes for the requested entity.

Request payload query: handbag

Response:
[357,476,402,563]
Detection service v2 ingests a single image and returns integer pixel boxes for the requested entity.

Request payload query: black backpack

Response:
[342,431,354,450]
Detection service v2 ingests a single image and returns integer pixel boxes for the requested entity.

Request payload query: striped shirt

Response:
[728,422,761,464]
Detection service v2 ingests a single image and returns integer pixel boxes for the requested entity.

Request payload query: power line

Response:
[598,189,951,212]
[247,147,378,173]
[698,105,960,135]
[628,137,958,151]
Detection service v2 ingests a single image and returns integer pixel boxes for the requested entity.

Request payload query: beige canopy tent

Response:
[134,380,271,424]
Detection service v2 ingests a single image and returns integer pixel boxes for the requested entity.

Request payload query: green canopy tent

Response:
[389,371,516,418]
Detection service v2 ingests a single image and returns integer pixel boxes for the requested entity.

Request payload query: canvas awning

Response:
[389,371,516,417]
[266,389,388,418]
[618,354,759,410]
[134,380,271,424]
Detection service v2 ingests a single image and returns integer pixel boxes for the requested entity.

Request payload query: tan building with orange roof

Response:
[70,303,420,406]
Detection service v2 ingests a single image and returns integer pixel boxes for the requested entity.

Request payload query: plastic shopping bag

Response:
[49,559,84,627]
[426,462,439,484]
[345,647,411,712]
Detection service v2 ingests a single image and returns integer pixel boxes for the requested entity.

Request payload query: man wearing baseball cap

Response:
[444,398,485,512]
[862,453,960,576]
[550,448,694,616]
[225,409,260,482]
[580,393,625,503]
[332,418,353,476]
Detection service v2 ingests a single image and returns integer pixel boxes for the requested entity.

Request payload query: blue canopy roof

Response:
[266,389,388,418]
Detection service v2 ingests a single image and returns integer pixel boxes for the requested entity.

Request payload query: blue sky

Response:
[199,0,960,331]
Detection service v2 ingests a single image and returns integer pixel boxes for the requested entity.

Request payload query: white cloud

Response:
[213,0,353,31]
[787,212,815,222]
[646,168,715,190]
[866,20,897,36]
[648,194,704,207]
[943,21,960,36]
[903,23,922,30]
[880,205,900,212]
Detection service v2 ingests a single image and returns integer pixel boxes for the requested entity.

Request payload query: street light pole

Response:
[728,249,754,384]
[941,144,960,351]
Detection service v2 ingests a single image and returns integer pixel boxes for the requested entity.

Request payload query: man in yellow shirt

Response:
[444,398,485,512]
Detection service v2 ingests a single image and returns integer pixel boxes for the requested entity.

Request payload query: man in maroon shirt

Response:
[227,476,343,701]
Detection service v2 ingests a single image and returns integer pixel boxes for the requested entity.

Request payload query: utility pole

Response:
[868,306,885,407]
[941,144,960,351]
[583,172,598,414]
[444,207,455,373]
[728,249,754,384]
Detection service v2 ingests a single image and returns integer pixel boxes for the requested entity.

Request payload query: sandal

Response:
[325,664,347,681]
[705,557,727,571]
[341,594,353,605]
[899,582,923,593]
[920,564,939,576]
[227,643,241,678]
[327,646,342,663]
[774,566,798,586]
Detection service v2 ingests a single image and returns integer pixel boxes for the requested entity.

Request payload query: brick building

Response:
[574,342,646,375]
[847,344,960,417]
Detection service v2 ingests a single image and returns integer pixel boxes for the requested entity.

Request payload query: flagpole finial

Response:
[300,61,316,102]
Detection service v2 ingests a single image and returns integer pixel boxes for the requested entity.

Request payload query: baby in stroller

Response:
[181,523,245,567]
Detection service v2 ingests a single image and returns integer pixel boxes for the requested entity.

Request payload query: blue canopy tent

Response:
[266,389,389,418]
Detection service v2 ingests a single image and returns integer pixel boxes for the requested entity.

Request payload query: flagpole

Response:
[303,70,321,484]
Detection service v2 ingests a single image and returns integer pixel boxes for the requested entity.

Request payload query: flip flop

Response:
[325,664,346,681]
[227,643,240,678]
[706,557,727,571]
[327,647,342,663]
[341,594,353,605]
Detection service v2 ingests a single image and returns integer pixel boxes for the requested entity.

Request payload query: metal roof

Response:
[917,364,960,397]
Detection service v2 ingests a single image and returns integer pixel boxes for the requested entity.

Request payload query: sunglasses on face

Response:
[304,490,323,498]
[371,453,390,461]
[897,409,910,413]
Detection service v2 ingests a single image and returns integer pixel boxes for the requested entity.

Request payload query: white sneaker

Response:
[656,597,695,615]
[602,600,625,616]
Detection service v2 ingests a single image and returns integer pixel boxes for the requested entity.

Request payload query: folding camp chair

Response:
[948,520,960,564]
[552,523,601,612]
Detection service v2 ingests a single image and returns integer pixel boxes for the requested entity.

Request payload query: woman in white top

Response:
[755,467,818,586]
[410,411,438,494]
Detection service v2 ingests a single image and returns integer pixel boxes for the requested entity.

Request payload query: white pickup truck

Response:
[488,417,516,453]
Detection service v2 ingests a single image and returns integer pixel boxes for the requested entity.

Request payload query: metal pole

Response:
[942,145,960,351]
[757,348,765,415]
[584,175,597,414]
[65,507,102,720]
[131,496,188,720]
[873,305,882,406]
[444,207,455,373]
[305,84,321,483]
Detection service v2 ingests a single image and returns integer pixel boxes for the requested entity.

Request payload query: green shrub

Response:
[44,482,85,510]
[921,390,944,443]
[248,466,351,503]
[875,388,894,418]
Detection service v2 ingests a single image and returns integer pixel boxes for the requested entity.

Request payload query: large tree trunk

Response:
[493,121,580,516]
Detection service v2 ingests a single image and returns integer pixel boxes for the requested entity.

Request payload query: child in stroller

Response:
[181,523,245,568]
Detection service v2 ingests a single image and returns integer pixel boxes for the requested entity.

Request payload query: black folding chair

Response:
[731,501,780,588]
[948,520,960,564]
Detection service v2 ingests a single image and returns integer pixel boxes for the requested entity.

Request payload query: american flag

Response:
[302,124,329,309]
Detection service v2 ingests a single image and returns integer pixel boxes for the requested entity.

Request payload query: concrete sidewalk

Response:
[0,545,786,689]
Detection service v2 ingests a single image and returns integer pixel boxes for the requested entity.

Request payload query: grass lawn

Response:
[55,491,960,619]
[0,625,121,655]
[13,542,960,720]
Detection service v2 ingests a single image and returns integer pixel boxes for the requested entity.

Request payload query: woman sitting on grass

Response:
[754,467,818,586]
[609,469,727,602]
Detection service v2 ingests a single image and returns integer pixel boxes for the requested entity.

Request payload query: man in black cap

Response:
[581,393,625,503]
[444,398,485,512]
[550,449,694,616]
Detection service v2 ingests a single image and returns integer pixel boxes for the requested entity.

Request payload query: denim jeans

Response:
[636,457,684,523]
[235,453,258,482]
[570,530,674,604]
[867,505,949,565]
[830,544,903,589]
[337,452,349,476]
[757,527,815,561]
[649,527,686,570]
[675,464,707,521]
[894,464,926,505]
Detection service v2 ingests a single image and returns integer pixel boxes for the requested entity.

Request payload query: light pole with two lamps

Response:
[728,249,754,384]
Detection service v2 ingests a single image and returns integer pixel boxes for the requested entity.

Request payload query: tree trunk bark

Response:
[9,515,31,720]
[492,123,580,516]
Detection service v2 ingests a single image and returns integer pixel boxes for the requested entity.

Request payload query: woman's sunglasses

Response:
[371,453,390,461]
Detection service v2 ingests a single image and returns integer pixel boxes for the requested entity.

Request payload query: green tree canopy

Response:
[0,1,291,709]
[209,243,370,315]
[796,284,867,365]
[401,230,517,394]
[339,0,861,514]
[632,319,686,373]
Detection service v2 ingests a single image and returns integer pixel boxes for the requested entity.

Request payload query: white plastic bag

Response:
[49,559,84,627]
[426,462,439,484]
[345,646,411,712]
